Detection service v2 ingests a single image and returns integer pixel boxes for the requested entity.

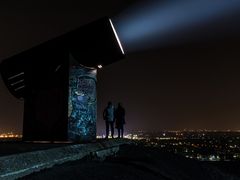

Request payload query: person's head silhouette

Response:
[108,101,112,107]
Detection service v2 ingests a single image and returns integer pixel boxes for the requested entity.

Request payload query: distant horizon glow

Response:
[96,129,240,135]
[1,129,240,136]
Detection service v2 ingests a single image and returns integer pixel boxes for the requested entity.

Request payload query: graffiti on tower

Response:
[68,65,97,141]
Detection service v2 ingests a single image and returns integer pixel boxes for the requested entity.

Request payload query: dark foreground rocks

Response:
[20,144,240,180]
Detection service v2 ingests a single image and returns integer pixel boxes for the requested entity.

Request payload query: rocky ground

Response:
[0,141,68,157]
[20,144,240,180]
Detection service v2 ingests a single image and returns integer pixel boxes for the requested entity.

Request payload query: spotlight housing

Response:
[109,19,125,55]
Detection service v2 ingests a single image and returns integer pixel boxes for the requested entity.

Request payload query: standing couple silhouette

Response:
[103,102,126,139]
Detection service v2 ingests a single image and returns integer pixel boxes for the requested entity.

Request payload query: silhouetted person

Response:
[115,103,125,138]
[103,101,115,138]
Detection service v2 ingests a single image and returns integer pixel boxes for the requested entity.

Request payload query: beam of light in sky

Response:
[112,0,240,53]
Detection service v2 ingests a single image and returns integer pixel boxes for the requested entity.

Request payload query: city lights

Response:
[0,132,22,139]
[97,130,240,161]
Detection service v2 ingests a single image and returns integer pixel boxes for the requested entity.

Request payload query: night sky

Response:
[1,0,240,134]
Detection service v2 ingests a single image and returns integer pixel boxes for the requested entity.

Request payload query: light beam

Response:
[113,0,240,52]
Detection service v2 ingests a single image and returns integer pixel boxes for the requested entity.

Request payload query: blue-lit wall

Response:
[68,65,97,142]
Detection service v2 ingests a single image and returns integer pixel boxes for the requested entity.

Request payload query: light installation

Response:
[0,17,124,142]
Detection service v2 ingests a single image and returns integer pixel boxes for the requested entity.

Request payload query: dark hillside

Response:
[21,144,240,180]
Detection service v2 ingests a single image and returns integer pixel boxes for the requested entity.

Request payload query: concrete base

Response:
[0,139,130,180]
